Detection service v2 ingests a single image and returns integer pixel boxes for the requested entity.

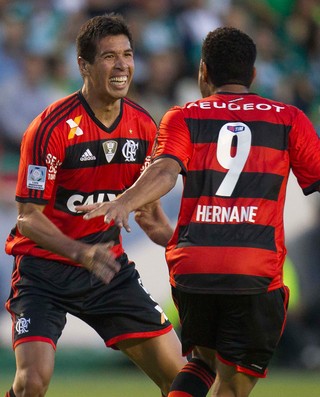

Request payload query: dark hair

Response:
[76,13,133,64]
[202,27,256,88]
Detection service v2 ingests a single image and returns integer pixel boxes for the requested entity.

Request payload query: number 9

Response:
[215,122,252,197]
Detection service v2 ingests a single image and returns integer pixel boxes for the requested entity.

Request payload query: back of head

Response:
[202,27,256,88]
[76,13,133,64]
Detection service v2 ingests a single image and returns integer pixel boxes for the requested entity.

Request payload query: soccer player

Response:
[4,14,186,397]
[76,27,320,397]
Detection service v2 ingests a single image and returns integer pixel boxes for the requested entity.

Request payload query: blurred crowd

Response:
[0,0,320,369]
[0,0,320,156]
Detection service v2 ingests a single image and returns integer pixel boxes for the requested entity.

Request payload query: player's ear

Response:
[199,59,208,83]
[78,57,89,75]
[198,59,211,97]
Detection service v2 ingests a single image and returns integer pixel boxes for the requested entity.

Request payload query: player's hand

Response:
[77,242,121,284]
[76,201,131,233]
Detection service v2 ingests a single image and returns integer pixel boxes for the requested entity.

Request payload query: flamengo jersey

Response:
[154,92,320,294]
[6,91,156,265]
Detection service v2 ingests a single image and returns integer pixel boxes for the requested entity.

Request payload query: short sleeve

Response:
[289,109,320,194]
[139,118,157,174]
[153,106,192,173]
[16,116,65,204]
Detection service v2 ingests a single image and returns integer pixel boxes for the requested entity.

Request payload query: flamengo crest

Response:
[16,317,31,335]
[122,139,139,162]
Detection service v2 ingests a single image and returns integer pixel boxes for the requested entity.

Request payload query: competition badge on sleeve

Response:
[27,165,47,190]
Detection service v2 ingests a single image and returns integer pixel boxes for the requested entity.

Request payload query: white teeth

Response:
[110,77,127,83]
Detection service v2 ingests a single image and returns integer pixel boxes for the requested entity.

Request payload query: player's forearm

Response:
[17,208,85,262]
[17,205,120,283]
[142,222,173,247]
[119,158,180,213]
[76,158,181,231]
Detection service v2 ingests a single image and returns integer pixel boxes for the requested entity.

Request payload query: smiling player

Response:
[4,13,185,397]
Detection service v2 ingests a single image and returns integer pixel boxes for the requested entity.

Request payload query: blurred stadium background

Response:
[1,0,320,394]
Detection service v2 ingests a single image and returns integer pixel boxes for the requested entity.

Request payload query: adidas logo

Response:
[80,149,96,161]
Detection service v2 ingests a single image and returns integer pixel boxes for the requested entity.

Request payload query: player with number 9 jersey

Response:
[153,92,320,295]
[70,26,320,395]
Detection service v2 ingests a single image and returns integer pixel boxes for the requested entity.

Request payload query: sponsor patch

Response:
[27,165,47,190]
[80,149,96,161]
[67,115,83,139]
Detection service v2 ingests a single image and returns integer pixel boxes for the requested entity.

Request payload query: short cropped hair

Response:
[202,27,256,88]
[76,13,133,64]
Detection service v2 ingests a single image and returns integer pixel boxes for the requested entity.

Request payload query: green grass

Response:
[1,366,160,397]
[2,348,320,396]
[250,370,320,397]
[2,369,320,396]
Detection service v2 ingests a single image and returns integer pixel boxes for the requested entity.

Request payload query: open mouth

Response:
[109,76,128,87]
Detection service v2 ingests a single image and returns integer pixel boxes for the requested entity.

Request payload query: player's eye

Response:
[102,53,114,60]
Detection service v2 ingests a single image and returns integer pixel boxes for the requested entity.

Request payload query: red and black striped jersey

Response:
[6,91,156,265]
[153,92,320,294]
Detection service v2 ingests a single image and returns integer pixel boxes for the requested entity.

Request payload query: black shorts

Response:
[172,286,289,377]
[6,254,172,350]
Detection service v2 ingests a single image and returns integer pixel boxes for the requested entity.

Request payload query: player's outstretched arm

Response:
[17,202,120,283]
[76,157,181,232]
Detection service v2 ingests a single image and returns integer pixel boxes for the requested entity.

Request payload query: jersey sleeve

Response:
[15,115,65,204]
[288,109,320,195]
[152,106,192,174]
[139,117,157,174]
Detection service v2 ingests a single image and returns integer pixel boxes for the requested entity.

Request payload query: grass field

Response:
[2,368,320,396]
[2,348,320,396]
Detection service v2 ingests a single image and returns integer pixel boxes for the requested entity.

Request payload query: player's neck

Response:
[81,88,121,128]
[93,101,121,128]
[214,84,250,94]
